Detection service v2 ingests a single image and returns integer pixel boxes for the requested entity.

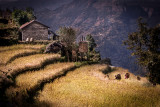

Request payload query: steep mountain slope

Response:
[36,0,160,74]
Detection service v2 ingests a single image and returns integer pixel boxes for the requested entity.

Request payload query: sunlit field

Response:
[0,54,61,75]
[36,65,160,107]
[5,62,75,104]
[0,44,45,52]
[1,44,160,107]
[0,49,39,65]
[15,62,74,90]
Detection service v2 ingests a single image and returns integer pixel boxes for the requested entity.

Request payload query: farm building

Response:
[48,30,59,40]
[19,20,50,41]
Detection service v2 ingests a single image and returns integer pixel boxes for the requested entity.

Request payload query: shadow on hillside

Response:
[34,100,57,107]
[3,62,95,106]
[26,66,78,104]
[101,66,117,74]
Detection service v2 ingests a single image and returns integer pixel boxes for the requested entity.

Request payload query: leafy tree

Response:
[57,26,76,61]
[86,34,101,62]
[124,18,160,85]
[12,8,35,26]
[86,34,96,51]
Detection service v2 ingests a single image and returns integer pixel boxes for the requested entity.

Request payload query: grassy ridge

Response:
[35,65,160,107]
[5,63,75,105]
[16,63,74,90]
[0,44,45,52]
[0,49,39,65]
[0,54,61,76]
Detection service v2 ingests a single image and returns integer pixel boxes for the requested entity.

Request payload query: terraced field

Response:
[0,44,45,52]
[0,54,61,76]
[35,65,160,107]
[0,44,45,65]
[6,62,75,106]
[0,49,39,65]
[0,44,69,106]
[0,44,160,107]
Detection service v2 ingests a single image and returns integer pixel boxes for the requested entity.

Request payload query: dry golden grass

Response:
[5,62,75,102]
[107,67,148,83]
[0,54,61,75]
[0,49,39,65]
[16,62,74,90]
[35,65,160,107]
[0,44,45,52]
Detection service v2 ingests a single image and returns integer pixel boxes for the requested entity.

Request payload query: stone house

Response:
[19,20,50,41]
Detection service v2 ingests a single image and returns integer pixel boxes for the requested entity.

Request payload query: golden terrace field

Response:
[0,44,45,65]
[36,65,160,107]
[0,44,45,52]
[0,54,61,75]
[0,49,38,65]
[0,44,160,107]
[6,62,75,104]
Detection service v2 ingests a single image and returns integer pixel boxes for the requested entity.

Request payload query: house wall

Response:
[21,22,48,41]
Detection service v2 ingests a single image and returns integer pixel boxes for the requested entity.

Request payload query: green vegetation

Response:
[56,27,101,62]
[0,8,35,46]
[86,34,101,62]
[124,18,160,84]
[57,26,76,61]
[12,8,35,26]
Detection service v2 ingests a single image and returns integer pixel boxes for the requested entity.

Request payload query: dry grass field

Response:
[0,49,39,65]
[35,65,160,107]
[0,44,45,52]
[0,54,61,75]
[5,62,75,105]
[1,44,160,107]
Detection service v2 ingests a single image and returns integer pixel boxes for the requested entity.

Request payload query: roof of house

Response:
[19,20,49,30]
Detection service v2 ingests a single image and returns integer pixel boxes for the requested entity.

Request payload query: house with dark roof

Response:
[19,20,50,41]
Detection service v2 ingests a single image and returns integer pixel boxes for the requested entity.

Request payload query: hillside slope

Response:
[0,44,160,107]
[36,0,160,74]
[35,65,160,107]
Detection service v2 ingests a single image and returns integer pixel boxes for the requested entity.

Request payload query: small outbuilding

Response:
[19,20,49,41]
[48,30,59,40]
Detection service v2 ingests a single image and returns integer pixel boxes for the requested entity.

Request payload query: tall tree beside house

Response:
[12,8,35,26]
[86,34,97,52]
[124,18,160,85]
[86,34,101,62]
[57,27,76,61]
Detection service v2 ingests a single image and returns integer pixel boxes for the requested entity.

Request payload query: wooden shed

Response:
[19,20,49,41]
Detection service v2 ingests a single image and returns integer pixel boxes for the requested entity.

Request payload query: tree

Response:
[124,18,160,85]
[12,8,35,26]
[86,34,101,62]
[86,34,96,52]
[57,26,76,61]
